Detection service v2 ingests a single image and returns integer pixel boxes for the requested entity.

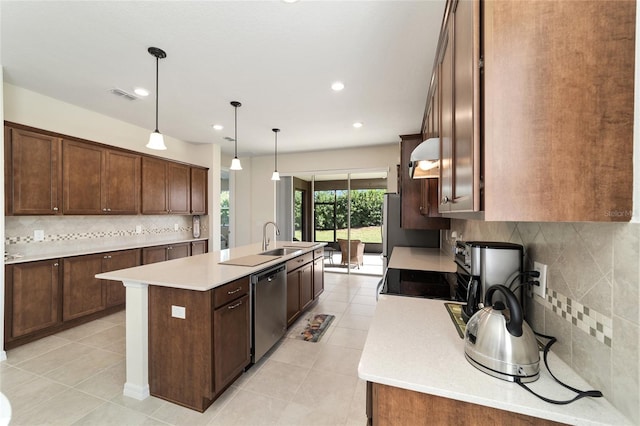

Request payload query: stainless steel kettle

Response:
[464,285,540,383]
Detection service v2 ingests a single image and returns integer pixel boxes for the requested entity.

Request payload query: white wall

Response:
[238,144,400,245]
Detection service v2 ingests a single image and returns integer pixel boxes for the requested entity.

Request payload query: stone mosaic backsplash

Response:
[541,288,613,347]
[5,215,208,258]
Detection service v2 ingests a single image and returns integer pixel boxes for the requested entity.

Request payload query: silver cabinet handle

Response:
[227,287,242,295]
[53,263,59,267]
[441,196,450,204]
[227,301,243,310]
[103,208,107,212]
[53,207,58,211]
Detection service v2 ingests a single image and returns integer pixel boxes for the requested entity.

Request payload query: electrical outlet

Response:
[174,223,179,231]
[135,225,142,234]
[34,230,45,242]
[533,261,548,299]
[171,305,186,319]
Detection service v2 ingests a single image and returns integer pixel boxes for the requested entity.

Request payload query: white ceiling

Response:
[1,0,445,157]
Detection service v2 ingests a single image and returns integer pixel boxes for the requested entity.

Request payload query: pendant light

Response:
[230,101,242,170]
[271,128,281,181]
[146,47,168,150]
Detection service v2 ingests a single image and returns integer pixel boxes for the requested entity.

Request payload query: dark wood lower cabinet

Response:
[104,249,140,307]
[367,382,564,426]
[63,254,106,321]
[143,243,191,264]
[287,251,325,326]
[4,260,61,342]
[213,294,250,391]
[148,277,250,412]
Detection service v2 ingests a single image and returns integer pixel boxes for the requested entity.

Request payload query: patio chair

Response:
[337,238,365,269]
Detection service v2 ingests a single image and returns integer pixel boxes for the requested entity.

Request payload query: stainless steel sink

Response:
[260,247,302,256]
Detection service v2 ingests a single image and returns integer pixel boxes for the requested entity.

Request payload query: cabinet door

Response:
[103,249,140,307]
[6,127,62,215]
[191,240,208,256]
[299,263,313,312]
[103,150,141,214]
[5,260,61,340]
[451,0,481,212]
[62,140,103,214]
[168,162,190,214]
[286,270,301,326]
[62,255,105,321]
[313,257,324,299]
[142,157,168,214]
[213,293,250,392]
[142,246,168,264]
[190,167,208,215]
[168,243,190,260]
[420,179,442,217]
[439,22,454,213]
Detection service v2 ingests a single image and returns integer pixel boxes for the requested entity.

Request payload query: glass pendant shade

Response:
[230,101,243,171]
[271,171,280,181]
[230,157,242,170]
[146,131,167,150]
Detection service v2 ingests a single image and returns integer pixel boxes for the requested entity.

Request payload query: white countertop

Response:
[388,246,456,273]
[358,295,631,426]
[4,237,209,265]
[96,241,325,292]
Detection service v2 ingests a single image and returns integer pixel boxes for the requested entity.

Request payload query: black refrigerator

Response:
[381,193,440,269]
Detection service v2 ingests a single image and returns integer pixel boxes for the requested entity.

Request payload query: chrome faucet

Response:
[262,221,280,251]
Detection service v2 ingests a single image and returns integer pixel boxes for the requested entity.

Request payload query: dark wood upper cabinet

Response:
[63,140,141,215]
[430,0,634,221]
[102,150,141,214]
[168,162,190,214]
[142,157,169,214]
[190,167,208,215]
[5,126,62,215]
[142,157,191,215]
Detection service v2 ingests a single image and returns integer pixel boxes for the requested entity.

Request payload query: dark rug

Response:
[298,314,335,342]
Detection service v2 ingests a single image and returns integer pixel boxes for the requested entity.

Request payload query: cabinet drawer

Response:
[313,248,324,259]
[286,252,313,272]
[213,277,250,309]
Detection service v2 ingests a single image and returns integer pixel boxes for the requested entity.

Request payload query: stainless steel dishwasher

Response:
[251,264,287,364]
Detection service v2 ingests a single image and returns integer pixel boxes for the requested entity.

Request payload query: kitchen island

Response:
[358,295,630,425]
[96,241,325,410]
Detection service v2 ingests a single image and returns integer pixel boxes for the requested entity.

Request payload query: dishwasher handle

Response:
[251,264,286,284]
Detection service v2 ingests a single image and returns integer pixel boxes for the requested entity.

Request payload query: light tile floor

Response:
[1,272,380,425]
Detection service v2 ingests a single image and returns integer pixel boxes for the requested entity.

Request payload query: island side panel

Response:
[122,281,150,400]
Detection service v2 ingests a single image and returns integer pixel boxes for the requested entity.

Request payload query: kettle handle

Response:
[485,285,523,337]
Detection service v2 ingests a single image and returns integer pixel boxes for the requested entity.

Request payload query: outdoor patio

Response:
[323,250,383,277]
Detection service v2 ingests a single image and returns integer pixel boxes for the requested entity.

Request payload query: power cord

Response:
[516,331,603,404]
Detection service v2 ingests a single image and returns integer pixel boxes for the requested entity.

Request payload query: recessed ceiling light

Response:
[353,122,363,128]
[282,0,299,3]
[331,81,345,91]
[212,124,224,131]
[134,87,149,97]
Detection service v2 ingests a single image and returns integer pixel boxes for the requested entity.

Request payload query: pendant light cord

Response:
[234,105,238,158]
[274,131,278,171]
[154,55,159,133]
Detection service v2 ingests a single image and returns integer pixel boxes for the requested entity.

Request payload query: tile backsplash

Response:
[442,219,639,423]
[5,215,209,259]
